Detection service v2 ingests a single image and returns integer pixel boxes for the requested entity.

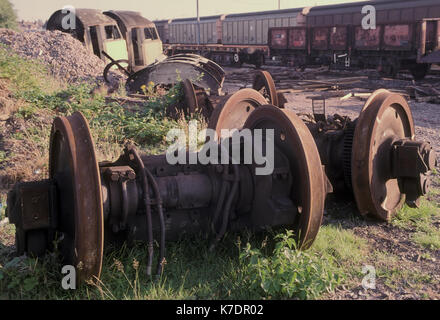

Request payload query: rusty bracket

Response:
[7,180,57,232]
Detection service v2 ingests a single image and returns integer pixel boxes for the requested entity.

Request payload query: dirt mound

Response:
[0,28,121,84]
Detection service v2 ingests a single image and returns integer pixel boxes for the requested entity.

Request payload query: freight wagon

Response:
[269,0,440,79]
[157,0,440,78]
[155,8,310,68]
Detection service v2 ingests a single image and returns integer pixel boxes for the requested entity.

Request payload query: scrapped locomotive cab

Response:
[101,26,129,63]
[46,9,128,63]
[104,11,166,72]
[142,27,164,66]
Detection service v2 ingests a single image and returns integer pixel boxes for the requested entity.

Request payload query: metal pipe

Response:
[211,164,240,249]
[144,167,166,276]
[210,165,228,234]
[129,147,154,277]
[121,180,129,229]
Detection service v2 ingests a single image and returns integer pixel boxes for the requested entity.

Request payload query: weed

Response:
[240,231,341,299]
[393,200,440,249]
[238,226,368,300]
[0,45,61,93]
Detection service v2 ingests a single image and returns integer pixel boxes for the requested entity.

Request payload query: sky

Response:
[11,0,368,21]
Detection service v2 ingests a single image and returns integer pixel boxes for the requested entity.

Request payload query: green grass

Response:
[372,250,434,292]
[239,226,367,300]
[393,200,439,229]
[0,46,191,156]
[411,232,440,250]
[393,199,440,250]
[378,266,433,291]
[16,82,183,152]
[0,226,369,300]
[0,44,60,93]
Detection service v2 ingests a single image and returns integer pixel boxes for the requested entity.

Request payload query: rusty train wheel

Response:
[181,79,214,119]
[208,88,267,139]
[244,106,326,249]
[351,90,415,221]
[252,70,279,107]
[49,112,104,283]
[182,79,198,116]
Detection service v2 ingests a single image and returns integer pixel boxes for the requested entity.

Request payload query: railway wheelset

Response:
[6,72,437,284]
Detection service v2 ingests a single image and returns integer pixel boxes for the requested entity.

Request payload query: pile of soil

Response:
[0,28,121,84]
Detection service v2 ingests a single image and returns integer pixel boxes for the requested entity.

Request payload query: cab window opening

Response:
[144,27,158,40]
[105,25,122,40]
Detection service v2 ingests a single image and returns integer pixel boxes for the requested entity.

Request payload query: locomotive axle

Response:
[211,74,438,222]
[6,105,326,283]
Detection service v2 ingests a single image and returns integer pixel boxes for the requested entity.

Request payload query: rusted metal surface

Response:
[270,28,288,49]
[126,53,225,94]
[6,180,56,257]
[383,24,413,50]
[350,89,434,220]
[294,87,436,221]
[268,17,437,79]
[104,11,156,32]
[6,98,328,282]
[49,112,104,282]
[5,71,437,283]
[299,89,437,221]
[234,64,438,222]
[330,26,348,50]
[243,107,326,249]
[47,9,116,30]
[289,28,307,49]
[312,27,329,50]
[182,79,199,115]
[354,26,382,49]
[252,71,279,107]
[7,181,53,232]
[208,89,267,137]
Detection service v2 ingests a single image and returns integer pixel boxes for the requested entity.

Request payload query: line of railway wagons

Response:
[155,0,440,79]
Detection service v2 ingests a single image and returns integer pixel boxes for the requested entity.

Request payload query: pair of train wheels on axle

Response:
[12,75,435,284]
[209,85,436,221]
